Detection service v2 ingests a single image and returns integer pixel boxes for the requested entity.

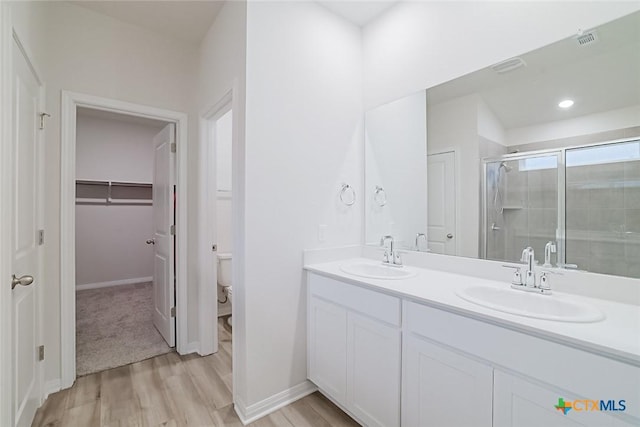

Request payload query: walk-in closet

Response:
[74,108,174,376]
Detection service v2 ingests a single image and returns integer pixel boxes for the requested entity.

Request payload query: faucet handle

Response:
[502,265,523,285]
[393,251,403,266]
[539,272,552,293]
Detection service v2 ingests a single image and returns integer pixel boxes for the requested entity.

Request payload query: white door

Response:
[152,124,176,347]
[11,38,43,427]
[347,312,401,427]
[427,151,456,255]
[402,335,493,427]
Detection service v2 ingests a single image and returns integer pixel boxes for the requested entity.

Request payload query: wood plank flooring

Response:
[32,317,359,427]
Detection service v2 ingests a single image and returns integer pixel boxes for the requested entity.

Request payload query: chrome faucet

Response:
[521,247,536,287]
[502,246,553,294]
[543,241,556,268]
[380,235,402,266]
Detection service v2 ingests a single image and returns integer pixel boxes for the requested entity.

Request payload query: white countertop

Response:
[305,258,640,366]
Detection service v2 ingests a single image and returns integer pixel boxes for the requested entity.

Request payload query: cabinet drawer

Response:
[308,273,401,326]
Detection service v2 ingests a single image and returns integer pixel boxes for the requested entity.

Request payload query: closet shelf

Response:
[75,180,153,205]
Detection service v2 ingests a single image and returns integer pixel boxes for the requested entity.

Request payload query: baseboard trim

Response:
[44,379,61,400]
[234,380,318,425]
[76,276,153,291]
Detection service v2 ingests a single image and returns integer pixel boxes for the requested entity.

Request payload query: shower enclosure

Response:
[482,137,640,278]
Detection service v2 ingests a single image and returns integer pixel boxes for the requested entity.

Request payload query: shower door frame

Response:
[480,149,566,266]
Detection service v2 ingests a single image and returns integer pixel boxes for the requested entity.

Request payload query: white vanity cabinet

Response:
[307,273,402,427]
[402,334,493,427]
[306,269,639,427]
[494,370,637,427]
[404,301,640,427]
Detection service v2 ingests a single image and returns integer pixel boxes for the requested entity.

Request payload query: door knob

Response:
[446,233,454,239]
[146,239,156,245]
[11,274,34,290]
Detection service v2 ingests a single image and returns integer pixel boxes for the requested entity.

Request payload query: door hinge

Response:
[38,229,44,245]
[170,225,175,235]
[170,307,176,318]
[38,112,51,130]
[171,143,177,153]
[38,345,45,361]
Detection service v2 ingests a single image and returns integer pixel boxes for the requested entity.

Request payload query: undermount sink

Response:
[456,286,605,323]
[340,262,417,280]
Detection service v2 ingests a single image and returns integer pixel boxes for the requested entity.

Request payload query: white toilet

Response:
[217,253,232,326]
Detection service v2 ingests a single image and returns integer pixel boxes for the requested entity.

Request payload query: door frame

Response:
[198,89,233,355]
[1,11,46,425]
[60,91,188,389]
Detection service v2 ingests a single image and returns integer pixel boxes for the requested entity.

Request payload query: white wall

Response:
[195,0,247,403]
[9,0,199,386]
[506,104,640,146]
[75,113,163,287]
[428,94,480,257]
[363,1,640,109]
[243,1,362,407]
[365,91,427,249]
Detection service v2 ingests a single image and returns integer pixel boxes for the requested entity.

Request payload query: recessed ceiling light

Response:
[558,99,574,109]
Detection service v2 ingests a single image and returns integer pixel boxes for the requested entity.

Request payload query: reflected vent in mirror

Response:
[491,57,526,74]
[576,30,599,46]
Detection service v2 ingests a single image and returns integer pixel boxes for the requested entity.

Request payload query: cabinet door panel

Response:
[347,312,401,427]
[308,296,348,402]
[402,335,493,427]
[494,370,637,427]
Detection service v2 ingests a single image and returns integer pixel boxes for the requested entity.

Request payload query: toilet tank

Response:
[217,253,232,287]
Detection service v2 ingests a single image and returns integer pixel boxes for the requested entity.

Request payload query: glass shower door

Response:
[484,153,560,264]
[565,140,640,277]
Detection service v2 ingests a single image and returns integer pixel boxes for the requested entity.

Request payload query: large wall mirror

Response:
[365,11,640,278]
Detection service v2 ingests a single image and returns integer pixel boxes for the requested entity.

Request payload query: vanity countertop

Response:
[304,258,640,366]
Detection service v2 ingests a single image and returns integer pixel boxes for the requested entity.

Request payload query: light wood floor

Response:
[32,317,358,427]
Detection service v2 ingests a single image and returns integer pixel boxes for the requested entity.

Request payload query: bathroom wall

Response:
[507,105,640,146]
[75,112,164,288]
[427,93,508,258]
[195,0,248,405]
[365,91,427,249]
[363,1,640,109]
[243,0,362,408]
[215,110,233,254]
[9,0,199,386]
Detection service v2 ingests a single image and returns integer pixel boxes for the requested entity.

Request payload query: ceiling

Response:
[69,0,398,45]
[68,1,225,45]
[317,1,399,26]
[427,11,640,130]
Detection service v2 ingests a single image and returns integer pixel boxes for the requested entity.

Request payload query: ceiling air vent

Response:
[491,57,526,74]
[576,30,599,46]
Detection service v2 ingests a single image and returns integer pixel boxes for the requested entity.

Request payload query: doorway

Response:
[198,90,234,358]
[60,92,189,389]
[74,108,175,376]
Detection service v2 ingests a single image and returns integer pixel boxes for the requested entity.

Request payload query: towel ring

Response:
[374,185,387,207]
[339,183,356,206]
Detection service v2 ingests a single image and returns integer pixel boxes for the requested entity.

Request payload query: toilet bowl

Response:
[217,253,232,326]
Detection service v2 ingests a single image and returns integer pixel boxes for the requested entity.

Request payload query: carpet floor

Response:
[76,282,173,376]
